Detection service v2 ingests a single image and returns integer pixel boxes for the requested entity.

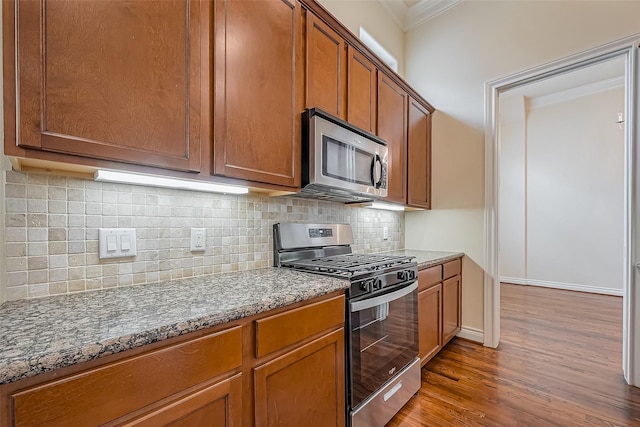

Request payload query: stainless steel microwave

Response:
[301,108,388,203]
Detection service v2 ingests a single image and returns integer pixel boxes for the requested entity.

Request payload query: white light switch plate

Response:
[383,227,389,240]
[190,228,206,252]
[99,228,137,259]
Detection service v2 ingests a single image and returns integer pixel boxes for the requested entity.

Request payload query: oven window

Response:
[322,135,373,186]
[350,285,418,408]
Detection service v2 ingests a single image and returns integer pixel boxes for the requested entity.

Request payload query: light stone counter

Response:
[388,249,464,270]
[0,268,349,385]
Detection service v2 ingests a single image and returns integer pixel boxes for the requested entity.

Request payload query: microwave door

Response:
[320,135,377,191]
[308,112,388,199]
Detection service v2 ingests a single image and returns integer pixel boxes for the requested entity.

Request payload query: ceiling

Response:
[377,0,461,32]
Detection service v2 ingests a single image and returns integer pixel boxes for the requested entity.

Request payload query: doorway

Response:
[484,35,640,386]
[498,57,625,295]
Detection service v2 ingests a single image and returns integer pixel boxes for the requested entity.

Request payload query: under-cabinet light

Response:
[367,202,405,211]
[94,170,249,195]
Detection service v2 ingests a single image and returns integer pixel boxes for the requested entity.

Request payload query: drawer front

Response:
[255,295,345,359]
[12,326,242,427]
[418,265,442,291]
[443,258,462,279]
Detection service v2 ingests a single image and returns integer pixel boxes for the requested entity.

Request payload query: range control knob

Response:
[360,279,374,292]
[409,270,417,280]
[374,278,383,290]
[397,270,410,281]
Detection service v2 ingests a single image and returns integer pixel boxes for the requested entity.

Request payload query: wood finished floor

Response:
[387,283,640,426]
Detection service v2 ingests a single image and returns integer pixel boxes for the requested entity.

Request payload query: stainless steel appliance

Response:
[301,108,388,203]
[273,223,420,426]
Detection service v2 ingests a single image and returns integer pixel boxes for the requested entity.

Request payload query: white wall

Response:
[405,0,640,333]
[499,88,625,295]
[529,88,624,293]
[498,95,526,280]
[317,0,405,77]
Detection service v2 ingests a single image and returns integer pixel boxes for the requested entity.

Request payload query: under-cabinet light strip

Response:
[94,170,249,195]
[368,202,405,211]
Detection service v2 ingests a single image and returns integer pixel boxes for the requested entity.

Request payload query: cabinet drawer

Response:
[255,295,345,359]
[443,258,462,279]
[418,265,442,291]
[12,326,242,427]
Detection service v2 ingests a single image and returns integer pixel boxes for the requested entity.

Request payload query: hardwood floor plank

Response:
[388,284,640,426]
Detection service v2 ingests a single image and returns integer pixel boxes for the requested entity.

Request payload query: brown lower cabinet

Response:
[417,257,462,366]
[122,374,243,427]
[418,282,442,366]
[0,292,345,427]
[254,329,345,426]
[443,274,462,344]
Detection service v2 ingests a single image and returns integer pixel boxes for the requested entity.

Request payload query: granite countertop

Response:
[388,249,464,270]
[0,268,349,385]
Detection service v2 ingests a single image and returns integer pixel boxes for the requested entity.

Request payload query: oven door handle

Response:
[350,282,418,312]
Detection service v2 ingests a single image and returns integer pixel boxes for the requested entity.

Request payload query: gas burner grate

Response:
[284,253,413,277]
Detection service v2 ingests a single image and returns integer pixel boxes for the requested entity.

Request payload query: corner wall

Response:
[405,0,640,333]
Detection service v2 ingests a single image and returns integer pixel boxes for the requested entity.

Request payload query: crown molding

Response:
[404,0,461,31]
[526,76,624,110]
[377,0,461,32]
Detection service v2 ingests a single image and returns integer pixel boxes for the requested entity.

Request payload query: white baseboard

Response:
[499,276,623,296]
[499,276,528,286]
[456,326,483,343]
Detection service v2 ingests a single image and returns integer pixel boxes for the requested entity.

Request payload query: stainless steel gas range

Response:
[273,223,420,426]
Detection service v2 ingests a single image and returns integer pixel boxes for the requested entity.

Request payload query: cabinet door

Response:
[347,46,377,134]
[443,274,462,344]
[121,374,242,427]
[305,13,346,120]
[407,96,432,209]
[214,0,302,188]
[254,329,345,427]
[418,283,442,366]
[6,0,205,172]
[377,73,408,204]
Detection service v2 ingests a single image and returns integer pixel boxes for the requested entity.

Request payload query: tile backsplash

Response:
[3,171,404,301]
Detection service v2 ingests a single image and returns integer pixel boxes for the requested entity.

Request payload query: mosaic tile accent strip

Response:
[4,171,404,300]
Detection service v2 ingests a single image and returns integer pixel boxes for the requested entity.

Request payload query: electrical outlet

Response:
[383,226,389,240]
[190,228,206,252]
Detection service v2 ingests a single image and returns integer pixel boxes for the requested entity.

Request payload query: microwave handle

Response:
[371,154,383,189]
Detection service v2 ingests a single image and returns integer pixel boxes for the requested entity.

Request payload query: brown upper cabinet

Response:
[346,46,377,134]
[213,0,302,188]
[305,12,347,120]
[4,0,435,197]
[3,0,207,172]
[407,96,432,209]
[377,73,408,204]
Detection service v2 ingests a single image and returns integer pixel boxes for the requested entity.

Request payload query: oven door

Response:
[349,281,419,409]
